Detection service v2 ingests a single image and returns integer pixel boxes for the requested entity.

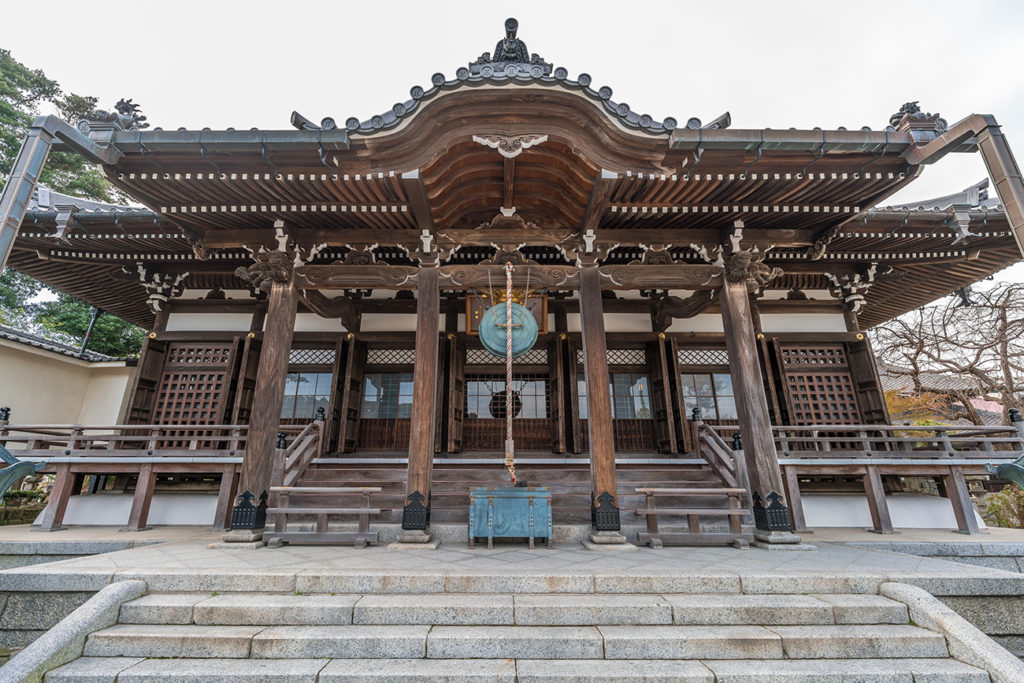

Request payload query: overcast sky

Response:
[3,0,1023,282]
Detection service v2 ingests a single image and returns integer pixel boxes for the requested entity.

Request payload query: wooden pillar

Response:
[402,267,440,531]
[579,266,621,531]
[124,463,157,532]
[944,466,982,534]
[212,464,239,531]
[720,276,794,536]
[782,466,808,533]
[37,463,73,531]
[863,465,894,534]
[233,275,298,532]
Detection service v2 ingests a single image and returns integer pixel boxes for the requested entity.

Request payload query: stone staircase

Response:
[45,590,990,681]
[295,461,734,525]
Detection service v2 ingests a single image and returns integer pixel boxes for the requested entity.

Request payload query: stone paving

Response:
[1,533,1023,596]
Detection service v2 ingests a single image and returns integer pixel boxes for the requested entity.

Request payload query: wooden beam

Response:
[293,263,723,291]
[720,277,792,534]
[301,290,359,330]
[36,463,74,531]
[400,170,435,232]
[236,277,298,530]
[579,266,621,532]
[503,157,515,208]
[943,466,982,534]
[402,267,440,531]
[581,170,616,232]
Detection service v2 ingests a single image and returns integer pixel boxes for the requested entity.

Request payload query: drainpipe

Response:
[78,306,102,359]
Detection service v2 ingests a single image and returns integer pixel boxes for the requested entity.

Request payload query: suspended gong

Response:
[478,300,539,359]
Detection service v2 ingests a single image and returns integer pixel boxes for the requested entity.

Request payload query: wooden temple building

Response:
[1,18,1024,545]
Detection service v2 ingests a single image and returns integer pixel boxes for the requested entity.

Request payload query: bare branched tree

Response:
[872,281,1024,423]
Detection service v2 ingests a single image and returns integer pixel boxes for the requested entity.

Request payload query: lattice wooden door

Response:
[152,343,234,438]
[779,344,861,425]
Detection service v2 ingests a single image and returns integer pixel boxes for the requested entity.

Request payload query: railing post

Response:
[731,432,751,496]
[1010,409,1024,451]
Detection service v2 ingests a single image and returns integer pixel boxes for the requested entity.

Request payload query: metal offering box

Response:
[468,486,552,549]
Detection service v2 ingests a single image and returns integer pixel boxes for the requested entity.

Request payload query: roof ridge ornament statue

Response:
[78,98,149,134]
[470,18,552,78]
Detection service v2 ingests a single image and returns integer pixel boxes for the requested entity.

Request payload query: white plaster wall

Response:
[759,313,847,333]
[361,313,419,332]
[166,313,253,332]
[177,289,251,300]
[802,493,986,530]
[759,289,832,301]
[39,493,218,526]
[568,313,651,333]
[666,314,724,334]
[293,313,346,333]
[77,365,135,424]
[0,341,131,427]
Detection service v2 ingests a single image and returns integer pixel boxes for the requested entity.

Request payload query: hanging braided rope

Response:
[504,261,516,484]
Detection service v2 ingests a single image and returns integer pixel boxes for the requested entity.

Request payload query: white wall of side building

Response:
[0,339,134,426]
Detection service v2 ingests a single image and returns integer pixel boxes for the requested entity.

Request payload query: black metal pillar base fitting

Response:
[591,491,621,531]
[401,490,430,530]
[752,490,793,532]
[230,490,268,530]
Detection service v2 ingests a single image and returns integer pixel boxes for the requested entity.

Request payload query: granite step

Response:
[81,622,947,661]
[116,592,910,627]
[45,656,992,683]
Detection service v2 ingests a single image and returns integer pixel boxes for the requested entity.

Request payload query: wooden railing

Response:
[279,420,325,487]
[692,421,741,488]
[0,423,312,461]
[703,423,1024,462]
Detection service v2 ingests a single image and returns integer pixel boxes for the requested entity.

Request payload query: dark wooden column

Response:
[230,254,298,536]
[579,266,621,532]
[402,266,440,532]
[719,275,795,538]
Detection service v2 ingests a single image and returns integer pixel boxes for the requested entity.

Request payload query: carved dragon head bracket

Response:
[825,264,878,312]
[234,250,294,294]
[132,264,188,313]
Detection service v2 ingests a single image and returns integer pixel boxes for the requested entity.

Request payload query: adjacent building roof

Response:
[0,324,124,363]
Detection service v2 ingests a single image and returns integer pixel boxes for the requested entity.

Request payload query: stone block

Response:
[770,624,948,659]
[0,629,45,648]
[83,624,263,658]
[114,568,297,593]
[1,592,93,630]
[0,569,114,592]
[739,573,881,595]
[943,556,1021,572]
[42,657,145,682]
[194,593,360,625]
[318,658,517,682]
[118,593,207,625]
[940,595,1024,634]
[294,570,446,595]
[516,659,714,682]
[991,635,1024,656]
[354,594,513,625]
[593,573,740,594]
[514,594,672,625]
[666,594,833,625]
[116,658,330,682]
[889,573,1024,596]
[703,658,911,682]
[427,625,603,659]
[600,625,783,660]
[250,624,429,659]
[443,573,593,594]
[811,594,909,625]
[885,658,990,682]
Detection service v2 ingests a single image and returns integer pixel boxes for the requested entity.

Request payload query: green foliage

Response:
[0,49,141,355]
[985,485,1024,529]
[34,293,144,357]
[2,489,44,506]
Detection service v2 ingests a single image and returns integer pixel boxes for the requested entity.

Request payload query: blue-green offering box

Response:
[468,486,552,549]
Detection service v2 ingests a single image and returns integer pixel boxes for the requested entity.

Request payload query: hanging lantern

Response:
[478,300,539,359]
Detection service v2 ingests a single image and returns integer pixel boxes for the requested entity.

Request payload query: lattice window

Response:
[575,348,647,366]
[466,347,548,365]
[366,348,416,365]
[288,348,336,365]
[163,344,232,367]
[680,373,737,421]
[785,372,861,425]
[678,347,729,366]
[463,373,551,451]
[780,345,849,368]
[577,373,658,452]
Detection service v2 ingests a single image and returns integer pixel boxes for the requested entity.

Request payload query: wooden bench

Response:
[634,487,752,549]
[264,486,386,548]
